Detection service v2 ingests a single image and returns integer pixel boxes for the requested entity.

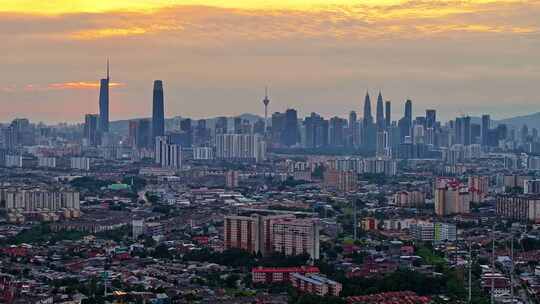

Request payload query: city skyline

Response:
[1,0,539,123]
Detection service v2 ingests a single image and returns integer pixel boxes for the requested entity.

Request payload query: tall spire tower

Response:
[376,91,385,130]
[262,87,270,135]
[363,91,372,123]
[98,59,110,134]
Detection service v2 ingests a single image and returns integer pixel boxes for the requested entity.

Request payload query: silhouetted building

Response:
[385,100,391,128]
[99,60,110,133]
[152,80,165,140]
[84,114,99,146]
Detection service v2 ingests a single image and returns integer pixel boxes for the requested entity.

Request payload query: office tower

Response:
[99,60,110,133]
[521,124,529,143]
[214,134,266,162]
[362,92,376,150]
[405,99,412,122]
[262,87,270,135]
[363,92,373,124]
[135,119,151,149]
[212,116,227,136]
[282,109,299,147]
[180,118,193,147]
[398,99,413,143]
[152,80,165,140]
[253,119,265,135]
[329,117,346,147]
[426,109,436,129]
[155,136,182,169]
[481,114,490,146]
[304,113,328,149]
[349,111,359,148]
[434,178,471,216]
[194,119,210,145]
[84,114,99,146]
[376,91,385,130]
[233,117,242,134]
[455,116,472,145]
[271,112,285,144]
[471,123,481,144]
[385,100,391,128]
[376,130,390,157]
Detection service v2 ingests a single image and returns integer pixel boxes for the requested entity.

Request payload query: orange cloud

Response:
[16,81,125,92]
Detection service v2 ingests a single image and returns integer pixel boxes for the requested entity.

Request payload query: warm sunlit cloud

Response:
[2,82,126,92]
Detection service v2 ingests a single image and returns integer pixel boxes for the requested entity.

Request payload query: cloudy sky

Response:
[1,0,539,123]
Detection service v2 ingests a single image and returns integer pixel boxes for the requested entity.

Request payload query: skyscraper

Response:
[363,92,373,124]
[84,114,99,147]
[282,109,299,147]
[426,109,436,129]
[376,91,385,130]
[362,92,376,150]
[152,80,165,140]
[398,99,413,143]
[385,100,391,128]
[481,114,490,146]
[99,60,110,133]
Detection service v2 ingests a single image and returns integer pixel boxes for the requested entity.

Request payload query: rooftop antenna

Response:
[106,58,110,81]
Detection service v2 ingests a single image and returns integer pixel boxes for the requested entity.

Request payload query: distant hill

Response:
[496,112,540,130]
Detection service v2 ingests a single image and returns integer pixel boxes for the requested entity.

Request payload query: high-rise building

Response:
[214,134,266,162]
[135,119,152,149]
[385,100,391,128]
[349,111,359,148]
[329,117,346,147]
[84,114,99,147]
[71,157,91,171]
[155,136,182,169]
[323,169,358,192]
[376,130,390,157]
[434,178,471,216]
[426,109,436,129]
[224,214,300,256]
[152,80,165,140]
[271,217,320,260]
[376,91,385,130]
[98,60,110,133]
[362,92,376,150]
[468,176,489,203]
[496,195,540,222]
[304,113,328,149]
[398,99,413,143]
[282,109,300,147]
[455,116,471,145]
